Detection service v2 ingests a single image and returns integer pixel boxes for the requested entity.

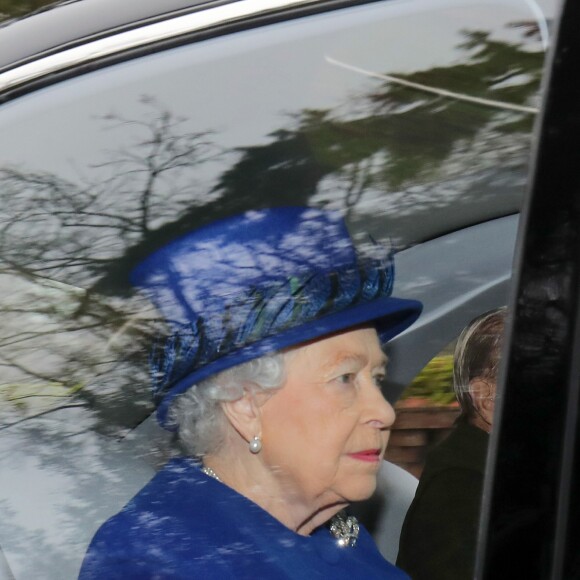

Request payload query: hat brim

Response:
[157,296,422,429]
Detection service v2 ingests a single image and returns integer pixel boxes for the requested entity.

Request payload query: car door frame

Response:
[477,0,580,577]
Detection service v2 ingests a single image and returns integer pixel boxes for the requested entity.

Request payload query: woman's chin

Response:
[342,476,379,503]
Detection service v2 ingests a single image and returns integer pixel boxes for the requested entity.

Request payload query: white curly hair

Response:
[170,353,286,456]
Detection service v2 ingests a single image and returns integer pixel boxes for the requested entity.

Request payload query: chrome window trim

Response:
[0,0,321,95]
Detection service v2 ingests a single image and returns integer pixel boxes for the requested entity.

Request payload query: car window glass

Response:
[0,0,552,577]
[385,341,458,478]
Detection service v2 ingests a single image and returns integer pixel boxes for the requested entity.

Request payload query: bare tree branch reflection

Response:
[0,99,221,432]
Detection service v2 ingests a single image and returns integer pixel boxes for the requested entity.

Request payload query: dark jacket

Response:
[79,457,408,579]
[396,419,489,580]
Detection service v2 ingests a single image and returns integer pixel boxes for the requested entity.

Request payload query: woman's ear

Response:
[221,389,263,443]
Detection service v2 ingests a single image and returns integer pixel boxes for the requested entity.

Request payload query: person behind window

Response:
[78,206,422,579]
[396,307,506,580]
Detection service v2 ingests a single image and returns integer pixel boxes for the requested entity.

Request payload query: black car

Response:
[0,0,568,578]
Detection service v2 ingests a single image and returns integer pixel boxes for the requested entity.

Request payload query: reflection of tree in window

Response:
[0,98,220,432]
[0,0,55,23]
[0,28,544,434]
[215,29,543,241]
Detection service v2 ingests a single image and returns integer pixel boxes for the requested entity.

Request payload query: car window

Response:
[0,0,553,577]
[386,341,459,479]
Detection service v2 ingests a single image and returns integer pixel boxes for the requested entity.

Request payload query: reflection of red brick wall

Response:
[385,403,460,478]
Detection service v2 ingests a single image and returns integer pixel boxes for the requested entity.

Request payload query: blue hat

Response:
[131,207,422,429]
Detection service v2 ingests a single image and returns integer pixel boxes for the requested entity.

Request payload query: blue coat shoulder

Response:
[79,458,408,579]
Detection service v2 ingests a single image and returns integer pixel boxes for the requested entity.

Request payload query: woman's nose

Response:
[362,378,396,428]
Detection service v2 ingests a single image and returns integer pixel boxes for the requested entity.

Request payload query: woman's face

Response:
[259,326,395,509]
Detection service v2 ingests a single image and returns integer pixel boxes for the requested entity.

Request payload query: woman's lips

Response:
[347,449,381,462]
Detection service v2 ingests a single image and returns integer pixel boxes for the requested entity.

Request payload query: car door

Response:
[478,0,580,577]
[0,0,555,577]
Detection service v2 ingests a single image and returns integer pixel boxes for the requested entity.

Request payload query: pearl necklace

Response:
[201,465,221,482]
[200,464,359,548]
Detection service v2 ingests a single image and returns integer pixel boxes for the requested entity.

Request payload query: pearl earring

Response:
[249,435,262,454]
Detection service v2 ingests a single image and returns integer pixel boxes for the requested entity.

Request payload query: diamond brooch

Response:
[329,511,359,548]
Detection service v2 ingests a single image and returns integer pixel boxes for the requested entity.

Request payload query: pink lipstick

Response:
[347,449,381,462]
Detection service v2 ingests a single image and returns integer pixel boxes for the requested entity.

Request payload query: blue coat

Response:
[79,457,408,579]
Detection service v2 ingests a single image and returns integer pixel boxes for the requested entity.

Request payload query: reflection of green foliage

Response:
[214,29,543,201]
[0,0,55,22]
[401,355,456,405]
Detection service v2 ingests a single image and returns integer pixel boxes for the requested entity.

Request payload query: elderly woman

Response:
[79,207,422,579]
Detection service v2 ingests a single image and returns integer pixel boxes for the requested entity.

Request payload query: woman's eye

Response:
[336,373,356,385]
[373,375,386,387]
